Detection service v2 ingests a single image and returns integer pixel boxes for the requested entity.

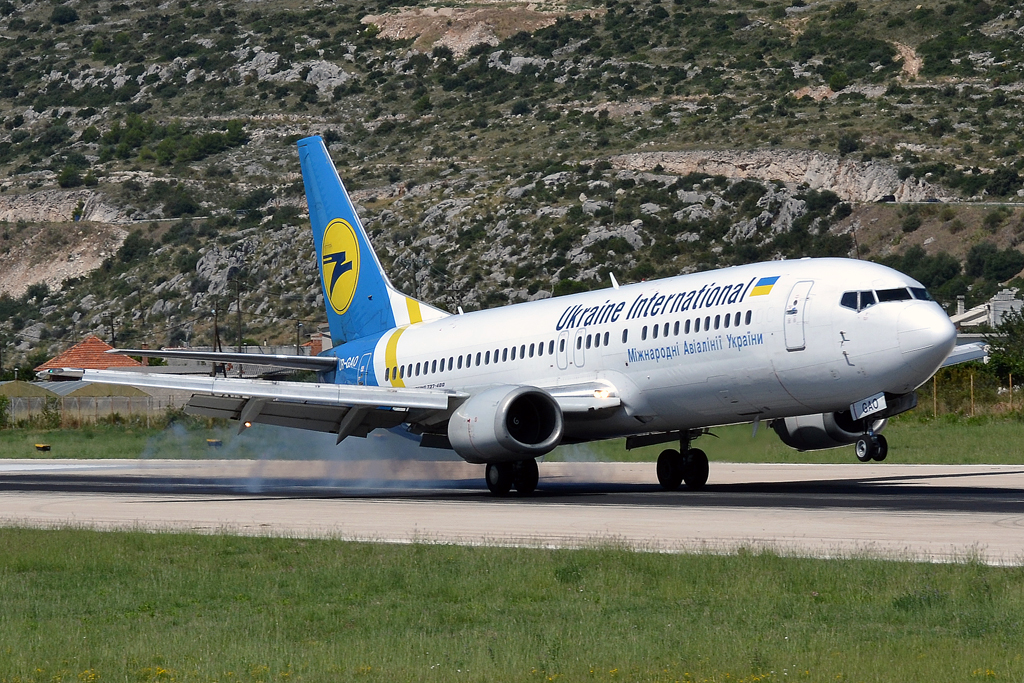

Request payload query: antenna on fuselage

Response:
[610,273,620,290]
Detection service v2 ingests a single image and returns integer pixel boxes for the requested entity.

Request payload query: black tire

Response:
[485,462,514,495]
[513,458,539,495]
[872,434,888,462]
[657,449,683,491]
[682,448,709,490]
[855,437,875,463]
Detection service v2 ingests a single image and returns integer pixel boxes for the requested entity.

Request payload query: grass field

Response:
[0,528,1021,682]
[3,411,1024,464]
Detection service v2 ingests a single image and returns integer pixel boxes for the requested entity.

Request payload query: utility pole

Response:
[105,313,116,347]
[296,322,304,356]
[235,278,243,353]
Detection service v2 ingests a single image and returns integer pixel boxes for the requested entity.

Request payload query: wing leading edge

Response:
[105,348,340,373]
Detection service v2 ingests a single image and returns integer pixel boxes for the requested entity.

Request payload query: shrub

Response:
[50,5,78,25]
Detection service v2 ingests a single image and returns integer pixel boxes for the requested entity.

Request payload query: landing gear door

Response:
[784,280,813,351]
[556,331,569,371]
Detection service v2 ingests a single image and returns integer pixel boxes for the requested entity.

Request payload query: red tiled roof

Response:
[34,336,144,371]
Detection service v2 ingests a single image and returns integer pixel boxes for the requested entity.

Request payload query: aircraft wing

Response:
[106,348,339,372]
[81,369,463,441]
[941,342,987,367]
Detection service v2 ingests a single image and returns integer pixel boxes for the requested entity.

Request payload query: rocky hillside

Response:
[2,0,1024,373]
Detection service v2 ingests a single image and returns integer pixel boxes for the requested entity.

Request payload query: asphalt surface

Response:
[0,460,1022,564]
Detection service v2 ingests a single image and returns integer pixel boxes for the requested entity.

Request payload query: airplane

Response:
[76,135,974,495]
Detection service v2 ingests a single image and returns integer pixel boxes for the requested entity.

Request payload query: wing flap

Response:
[941,342,987,367]
[185,395,405,436]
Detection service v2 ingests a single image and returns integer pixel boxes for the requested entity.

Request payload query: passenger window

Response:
[548,340,555,354]
[586,335,592,349]
[449,356,454,369]
[576,336,582,349]
[621,329,628,343]
[529,343,535,357]
[475,352,481,366]
[415,362,421,376]
[859,291,877,310]
[485,350,490,365]
[685,319,691,334]
[457,356,463,370]
[559,339,565,352]
[734,312,741,327]
[502,348,508,362]
[432,360,437,373]
[745,310,752,325]
[439,359,445,372]
[642,326,648,340]
[385,367,390,381]
[705,316,711,330]
[663,323,669,337]
[673,321,679,336]
[520,344,526,358]
[511,346,517,361]
[536,342,542,357]
[695,318,701,332]
[840,291,858,310]
[603,331,609,346]
[724,314,730,329]
[652,325,659,339]
[714,315,720,330]
[399,366,405,379]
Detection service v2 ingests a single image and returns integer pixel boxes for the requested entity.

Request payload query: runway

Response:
[1,459,1022,565]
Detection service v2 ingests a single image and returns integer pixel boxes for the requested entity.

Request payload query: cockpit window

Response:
[840,291,879,312]
[876,287,913,303]
[859,290,876,310]
[840,291,858,310]
[910,287,932,301]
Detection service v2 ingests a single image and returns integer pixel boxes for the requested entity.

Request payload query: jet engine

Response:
[772,392,918,452]
[771,411,886,451]
[448,385,564,463]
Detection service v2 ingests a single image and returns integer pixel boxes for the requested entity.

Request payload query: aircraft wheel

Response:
[855,437,876,463]
[872,434,888,462]
[513,458,539,495]
[485,462,514,495]
[682,448,709,490]
[657,449,683,491]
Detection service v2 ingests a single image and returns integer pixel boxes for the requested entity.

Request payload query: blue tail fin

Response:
[298,136,446,344]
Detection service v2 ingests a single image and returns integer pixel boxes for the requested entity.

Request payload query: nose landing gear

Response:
[855,433,888,462]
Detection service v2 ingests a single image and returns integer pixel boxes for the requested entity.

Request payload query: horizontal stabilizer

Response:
[106,348,339,372]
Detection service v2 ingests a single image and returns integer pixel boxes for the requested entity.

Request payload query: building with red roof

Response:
[34,335,143,376]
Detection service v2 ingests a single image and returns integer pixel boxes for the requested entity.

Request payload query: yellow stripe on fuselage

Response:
[406,297,423,324]
[749,285,774,296]
[384,326,408,387]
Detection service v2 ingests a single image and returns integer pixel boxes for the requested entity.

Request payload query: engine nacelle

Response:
[772,412,887,451]
[448,385,564,464]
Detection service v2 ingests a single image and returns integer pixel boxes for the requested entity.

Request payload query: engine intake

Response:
[448,385,564,463]
[772,412,887,451]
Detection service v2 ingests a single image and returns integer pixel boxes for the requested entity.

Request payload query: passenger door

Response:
[784,281,814,351]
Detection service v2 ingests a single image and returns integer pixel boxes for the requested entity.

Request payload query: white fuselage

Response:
[369,258,955,440]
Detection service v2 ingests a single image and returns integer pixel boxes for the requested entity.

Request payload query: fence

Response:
[1,395,190,428]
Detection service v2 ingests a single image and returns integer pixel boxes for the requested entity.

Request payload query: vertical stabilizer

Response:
[298,136,446,343]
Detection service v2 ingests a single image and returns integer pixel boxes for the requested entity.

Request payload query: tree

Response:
[987,308,1024,380]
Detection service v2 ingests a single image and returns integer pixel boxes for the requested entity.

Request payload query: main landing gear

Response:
[656,433,709,491]
[485,459,539,496]
[855,433,888,462]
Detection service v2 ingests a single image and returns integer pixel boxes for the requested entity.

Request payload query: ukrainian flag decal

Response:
[750,276,780,297]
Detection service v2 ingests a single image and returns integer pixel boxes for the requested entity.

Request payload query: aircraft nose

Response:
[898,302,957,374]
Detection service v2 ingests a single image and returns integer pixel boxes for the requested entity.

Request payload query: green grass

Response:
[0,528,1021,682]
[5,411,1024,465]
